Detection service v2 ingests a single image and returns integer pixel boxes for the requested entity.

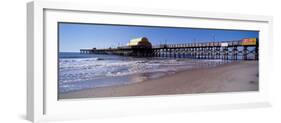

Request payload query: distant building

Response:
[127,37,152,48]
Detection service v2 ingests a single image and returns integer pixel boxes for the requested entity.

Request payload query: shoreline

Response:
[59,61,258,99]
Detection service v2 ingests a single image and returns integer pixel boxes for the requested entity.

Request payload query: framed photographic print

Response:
[27,1,273,122]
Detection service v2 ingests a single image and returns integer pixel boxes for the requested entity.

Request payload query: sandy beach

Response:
[59,61,258,99]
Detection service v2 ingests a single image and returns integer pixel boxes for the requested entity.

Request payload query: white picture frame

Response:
[27,0,273,122]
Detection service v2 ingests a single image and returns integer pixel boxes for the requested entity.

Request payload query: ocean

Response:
[59,52,229,93]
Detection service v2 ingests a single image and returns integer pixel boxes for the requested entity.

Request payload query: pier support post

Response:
[243,46,248,60]
[255,46,259,60]
[232,46,237,60]
[222,47,227,60]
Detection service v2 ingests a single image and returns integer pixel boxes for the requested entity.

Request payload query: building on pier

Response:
[127,37,152,48]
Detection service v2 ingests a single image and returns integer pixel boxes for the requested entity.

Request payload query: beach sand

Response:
[59,61,258,99]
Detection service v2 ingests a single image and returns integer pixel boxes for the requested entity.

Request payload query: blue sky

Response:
[59,23,259,52]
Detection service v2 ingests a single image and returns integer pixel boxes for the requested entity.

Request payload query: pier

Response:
[80,37,258,60]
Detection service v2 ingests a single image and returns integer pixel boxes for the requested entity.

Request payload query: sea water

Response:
[59,52,229,93]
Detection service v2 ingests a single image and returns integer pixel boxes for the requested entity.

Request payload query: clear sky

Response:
[59,23,259,52]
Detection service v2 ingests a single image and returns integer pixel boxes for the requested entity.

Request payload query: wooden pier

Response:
[80,38,258,60]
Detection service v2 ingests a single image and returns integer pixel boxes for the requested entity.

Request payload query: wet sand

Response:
[59,61,258,99]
